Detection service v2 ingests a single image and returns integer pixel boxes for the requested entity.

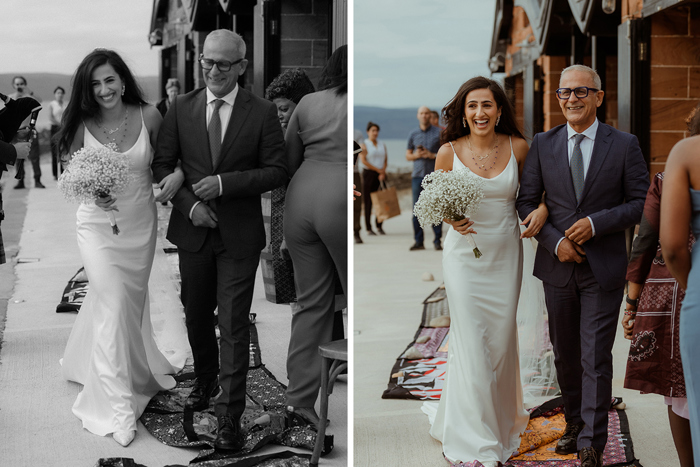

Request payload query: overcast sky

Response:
[1,0,159,78]
[354,0,497,109]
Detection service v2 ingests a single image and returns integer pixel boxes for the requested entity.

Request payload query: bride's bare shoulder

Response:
[436,143,455,172]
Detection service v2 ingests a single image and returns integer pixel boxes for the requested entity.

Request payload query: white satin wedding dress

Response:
[61,110,189,438]
[427,139,529,465]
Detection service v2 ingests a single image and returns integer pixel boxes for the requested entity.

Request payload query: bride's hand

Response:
[445,217,476,236]
[155,167,185,203]
[95,195,118,212]
[520,202,548,238]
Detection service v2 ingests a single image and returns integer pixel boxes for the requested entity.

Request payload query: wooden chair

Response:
[310,338,348,466]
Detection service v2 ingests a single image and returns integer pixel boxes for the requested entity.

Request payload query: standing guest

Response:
[660,101,700,461]
[261,68,315,305]
[48,86,67,179]
[156,78,180,118]
[152,29,287,452]
[9,76,44,189]
[58,49,186,447]
[0,138,29,264]
[622,103,700,467]
[517,64,649,467]
[265,68,315,135]
[283,45,347,426]
[353,129,364,244]
[360,121,387,236]
[407,106,442,250]
[430,109,444,129]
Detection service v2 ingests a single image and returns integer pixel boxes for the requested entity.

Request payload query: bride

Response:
[425,76,548,466]
[57,49,189,447]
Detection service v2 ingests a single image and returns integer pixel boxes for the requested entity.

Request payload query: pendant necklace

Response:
[97,106,129,149]
[467,133,499,171]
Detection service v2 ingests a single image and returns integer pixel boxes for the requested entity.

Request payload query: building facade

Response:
[489,0,700,175]
[149,0,348,98]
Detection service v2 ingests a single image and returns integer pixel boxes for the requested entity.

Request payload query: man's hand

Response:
[565,218,593,245]
[12,142,30,160]
[192,176,220,201]
[191,203,218,228]
[557,237,586,263]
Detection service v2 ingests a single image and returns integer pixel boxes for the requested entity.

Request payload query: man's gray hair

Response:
[205,29,246,58]
[560,64,602,90]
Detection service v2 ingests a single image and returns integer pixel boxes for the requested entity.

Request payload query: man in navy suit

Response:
[516,65,649,467]
[152,29,286,452]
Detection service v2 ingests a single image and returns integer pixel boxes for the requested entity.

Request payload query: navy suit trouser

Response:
[543,260,623,452]
[178,227,260,419]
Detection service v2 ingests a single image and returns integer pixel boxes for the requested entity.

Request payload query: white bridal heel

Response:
[113,429,136,447]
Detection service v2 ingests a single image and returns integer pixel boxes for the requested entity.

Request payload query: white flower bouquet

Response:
[58,143,131,235]
[413,169,485,257]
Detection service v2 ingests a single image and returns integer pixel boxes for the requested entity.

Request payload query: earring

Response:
[496,115,501,126]
[121,86,125,96]
[462,117,467,128]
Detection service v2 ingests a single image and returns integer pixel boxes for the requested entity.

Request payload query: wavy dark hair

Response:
[317,45,347,96]
[57,49,147,157]
[687,101,700,136]
[440,76,523,145]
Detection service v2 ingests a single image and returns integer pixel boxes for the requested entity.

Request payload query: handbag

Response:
[370,180,401,222]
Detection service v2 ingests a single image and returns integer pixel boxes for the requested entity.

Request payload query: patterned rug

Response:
[383,284,557,401]
[447,397,641,467]
[94,321,328,466]
[381,285,450,400]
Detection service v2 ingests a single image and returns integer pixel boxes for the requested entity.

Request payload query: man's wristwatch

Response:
[625,295,638,307]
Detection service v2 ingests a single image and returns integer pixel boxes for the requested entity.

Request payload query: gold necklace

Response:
[467,134,499,171]
[97,106,129,135]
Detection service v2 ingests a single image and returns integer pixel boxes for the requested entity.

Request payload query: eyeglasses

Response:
[199,54,244,72]
[556,86,599,100]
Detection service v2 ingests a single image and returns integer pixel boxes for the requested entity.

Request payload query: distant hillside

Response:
[0,73,160,130]
[354,106,426,140]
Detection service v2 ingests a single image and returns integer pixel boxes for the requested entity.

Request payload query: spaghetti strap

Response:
[449,141,456,155]
[139,105,144,124]
[509,136,513,157]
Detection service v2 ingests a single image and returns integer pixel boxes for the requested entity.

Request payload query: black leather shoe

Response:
[186,377,219,411]
[434,242,442,250]
[354,233,363,244]
[377,227,386,235]
[215,414,245,452]
[14,181,25,189]
[367,230,377,236]
[409,243,425,251]
[555,422,584,454]
[35,181,45,188]
[578,447,603,467]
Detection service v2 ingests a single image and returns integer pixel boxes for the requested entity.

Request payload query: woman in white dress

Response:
[57,49,186,447]
[428,76,548,466]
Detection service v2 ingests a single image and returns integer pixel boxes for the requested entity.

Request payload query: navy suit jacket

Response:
[152,87,287,257]
[516,122,649,291]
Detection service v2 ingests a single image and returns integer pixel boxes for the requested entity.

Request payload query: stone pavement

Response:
[0,156,346,466]
[353,189,679,467]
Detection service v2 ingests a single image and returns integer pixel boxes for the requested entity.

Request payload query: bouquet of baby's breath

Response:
[413,169,485,257]
[58,143,131,235]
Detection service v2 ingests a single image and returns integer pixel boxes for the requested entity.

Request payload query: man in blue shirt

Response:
[406,106,442,250]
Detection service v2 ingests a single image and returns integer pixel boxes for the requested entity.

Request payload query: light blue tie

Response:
[570,134,586,202]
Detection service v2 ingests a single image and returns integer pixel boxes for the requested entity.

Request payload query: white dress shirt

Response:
[189,85,239,220]
[554,119,599,255]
